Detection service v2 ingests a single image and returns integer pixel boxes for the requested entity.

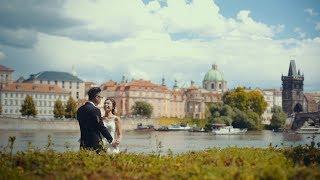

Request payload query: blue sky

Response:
[0,0,319,91]
[214,0,320,39]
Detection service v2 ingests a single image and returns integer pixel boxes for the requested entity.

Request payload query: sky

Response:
[0,0,319,91]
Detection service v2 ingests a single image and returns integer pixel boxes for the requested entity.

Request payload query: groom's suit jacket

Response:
[77,102,113,150]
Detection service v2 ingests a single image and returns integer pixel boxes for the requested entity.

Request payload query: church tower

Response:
[281,60,304,115]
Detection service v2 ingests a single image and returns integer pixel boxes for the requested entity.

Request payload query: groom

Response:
[77,87,118,152]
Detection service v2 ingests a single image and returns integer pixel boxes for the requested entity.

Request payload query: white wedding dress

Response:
[102,116,120,154]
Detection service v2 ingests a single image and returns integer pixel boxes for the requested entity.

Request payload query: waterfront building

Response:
[0,65,14,85]
[304,92,320,112]
[261,89,282,124]
[24,71,85,100]
[100,78,222,119]
[0,83,69,119]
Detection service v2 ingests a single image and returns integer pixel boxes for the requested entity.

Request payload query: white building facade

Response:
[261,89,282,124]
[0,83,70,119]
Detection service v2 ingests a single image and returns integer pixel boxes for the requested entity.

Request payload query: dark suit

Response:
[77,102,113,151]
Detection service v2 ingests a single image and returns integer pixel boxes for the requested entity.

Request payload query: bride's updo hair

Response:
[105,98,116,115]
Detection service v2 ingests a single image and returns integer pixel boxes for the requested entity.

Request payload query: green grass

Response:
[1,146,320,180]
[1,136,320,179]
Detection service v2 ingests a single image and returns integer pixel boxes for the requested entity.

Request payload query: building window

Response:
[5,93,7,98]
[76,92,79,99]
[219,84,222,89]
[211,83,215,89]
[55,81,58,85]
[76,82,79,89]
[4,99,7,105]
[62,81,65,88]
[47,80,50,84]
[11,93,13,98]
[4,109,7,113]
[40,80,43,84]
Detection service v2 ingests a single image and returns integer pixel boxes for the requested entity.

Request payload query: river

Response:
[1,130,319,154]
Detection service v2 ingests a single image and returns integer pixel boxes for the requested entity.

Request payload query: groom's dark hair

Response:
[88,87,101,101]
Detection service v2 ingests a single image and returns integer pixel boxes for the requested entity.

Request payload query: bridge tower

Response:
[281,60,304,115]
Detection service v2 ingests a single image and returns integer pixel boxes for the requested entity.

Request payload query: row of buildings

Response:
[0,65,84,119]
[0,63,228,119]
[1,62,318,123]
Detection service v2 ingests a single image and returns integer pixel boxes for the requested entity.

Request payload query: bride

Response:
[102,98,122,153]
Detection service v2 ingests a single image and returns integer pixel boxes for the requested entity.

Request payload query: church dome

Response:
[203,64,224,82]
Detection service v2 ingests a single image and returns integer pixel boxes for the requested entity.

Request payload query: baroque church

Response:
[100,64,227,119]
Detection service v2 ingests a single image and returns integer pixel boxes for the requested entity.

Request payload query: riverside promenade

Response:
[0,117,159,131]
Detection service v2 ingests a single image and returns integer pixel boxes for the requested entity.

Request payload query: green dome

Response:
[203,64,224,82]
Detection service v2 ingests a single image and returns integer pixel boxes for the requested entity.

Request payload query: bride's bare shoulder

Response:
[114,115,121,122]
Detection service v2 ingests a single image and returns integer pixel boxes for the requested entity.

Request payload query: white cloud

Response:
[2,0,320,90]
[294,27,306,39]
[304,8,318,16]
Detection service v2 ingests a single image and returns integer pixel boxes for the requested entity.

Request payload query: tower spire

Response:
[288,60,297,76]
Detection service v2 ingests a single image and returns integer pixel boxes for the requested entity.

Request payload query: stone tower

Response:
[281,60,304,115]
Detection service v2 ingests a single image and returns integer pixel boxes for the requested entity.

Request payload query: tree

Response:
[65,97,77,119]
[53,99,65,119]
[270,106,287,130]
[223,87,250,112]
[248,90,268,116]
[209,103,222,118]
[223,87,267,116]
[231,109,261,130]
[20,95,37,117]
[131,101,153,118]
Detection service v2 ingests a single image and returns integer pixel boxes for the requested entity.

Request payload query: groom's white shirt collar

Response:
[88,101,97,107]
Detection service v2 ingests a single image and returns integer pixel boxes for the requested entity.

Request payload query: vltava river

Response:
[0,130,319,154]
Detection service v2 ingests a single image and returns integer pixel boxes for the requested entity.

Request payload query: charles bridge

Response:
[291,111,320,130]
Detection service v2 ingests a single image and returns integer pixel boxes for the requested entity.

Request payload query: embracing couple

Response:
[76,87,122,153]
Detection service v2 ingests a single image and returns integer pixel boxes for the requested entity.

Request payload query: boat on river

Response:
[134,123,155,131]
[167,124,191,131]
[212,126,247,135]
[296,126,320,134]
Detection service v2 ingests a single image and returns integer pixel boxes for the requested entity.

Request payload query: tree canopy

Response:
[131,101,153,118]
[65,97,77,119]
[53,99,65,119]
[20,95,37,117]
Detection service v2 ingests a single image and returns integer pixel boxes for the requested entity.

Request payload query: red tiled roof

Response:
[0,64,14,72]
[101,79,170,93]
[1,83,69,94]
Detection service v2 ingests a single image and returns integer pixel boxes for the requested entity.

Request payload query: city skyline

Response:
[0,0,319,91]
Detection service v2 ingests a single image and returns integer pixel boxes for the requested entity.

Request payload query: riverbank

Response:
[0,117,159,131]
[1,145,319,179]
